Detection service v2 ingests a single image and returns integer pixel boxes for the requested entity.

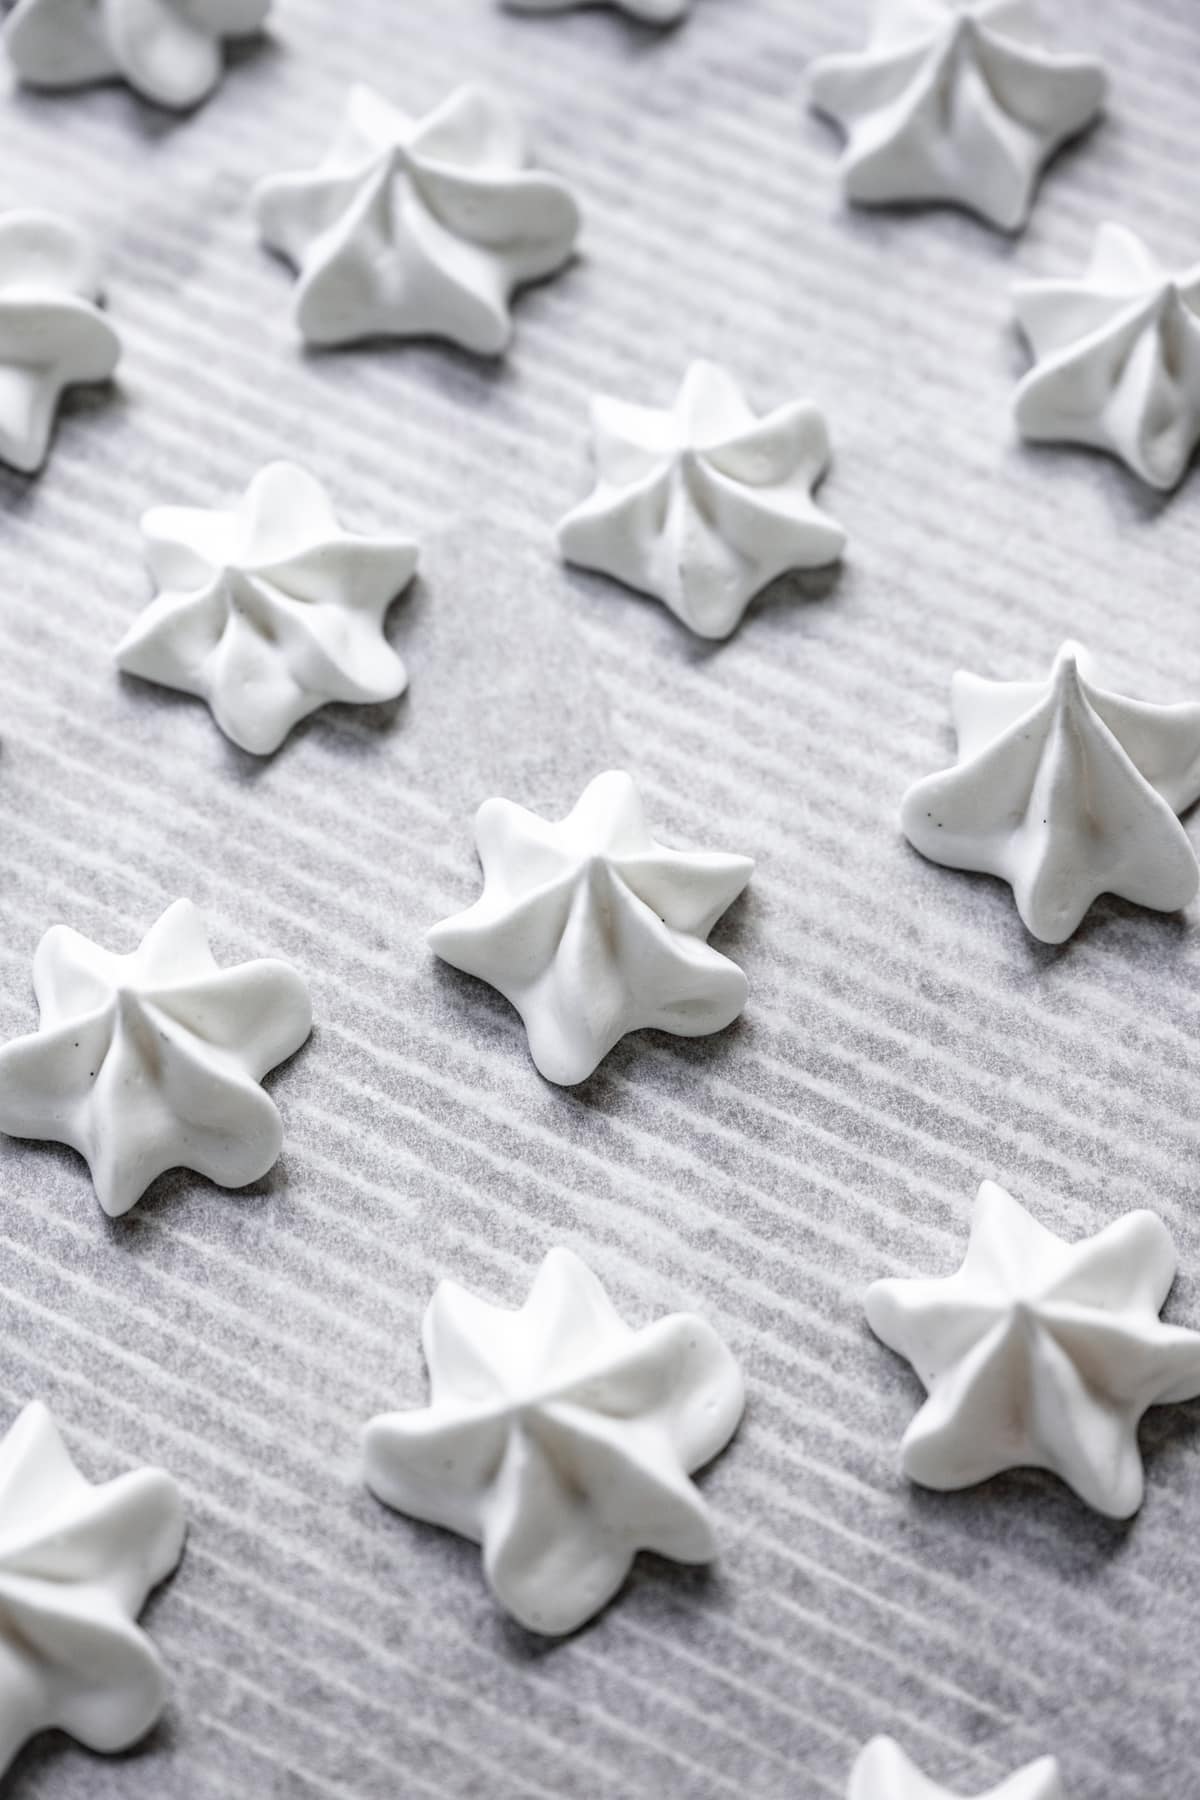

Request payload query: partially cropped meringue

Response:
[505,0,689,19]
[0,898,312,1217]
[116,461,417,755]
[807,0,1107,232]
[901,642,1200,943]
[867,1182,1200,1518]
[365,1246,744,1635]
[1014,223,1200,490]
[558,361,845,640]
[428,770,753,1084]
[254,82,581,354]
[3,0,269,110]
[0,210,120,474]
[849,1737,1065,1800]
[0,1401,185,1773]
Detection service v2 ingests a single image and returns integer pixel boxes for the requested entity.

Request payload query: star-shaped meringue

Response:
[849,1737,1065,1800]
[0,1401,185,1774]
[365,1246,744,1635]
[1013,222,1200,491]
[505,0,688,21]
[2,0,269,110]
[807,0,1107,232]
[0,210,120,474]
[253,82,581,354]
[115,461,417,756]
[867,1182,1200,1518]
[558,360,846,640]
[901,641,1200,943]
[0,898,312,1217]
[428,770,754,1085]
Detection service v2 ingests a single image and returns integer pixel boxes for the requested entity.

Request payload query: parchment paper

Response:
[1,1,1198,1793]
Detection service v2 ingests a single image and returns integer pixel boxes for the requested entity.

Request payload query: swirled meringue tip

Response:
[253,81,581,353]
[848,1735,1066,1800]
[0,209,120,474]
[116,461,418,755]
[2,0,271,109]
[364,1246,744,1634]
[808,0,1107,232]
[558,360,845,640]
[0,898,313,1216]
[428,770,753,1084]
[866,1181,1200,1519]
[0,1401,185,1773]
[901,641,1200,943]
[1014,221,1200,490]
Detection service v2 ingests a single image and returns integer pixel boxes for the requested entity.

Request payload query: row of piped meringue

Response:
[4,1173,1196,1784]
[79,445,1200,950]
[7,194,1198,504]
[4,696,1200,1198]
[1,0,1109,239]
[0,0,692,114]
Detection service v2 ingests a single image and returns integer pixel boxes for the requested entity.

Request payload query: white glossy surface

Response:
[428,769,753,1084]
[558,360,845,640]
[866,1182,1200,1518]
[901,641,1200,943]
[0,210,120,474]
[115,461,417,756]
[364,1246,745,1635]
[253,82,581,353]
[849,1738,1065,1800]
[807,0,1106,231]
[0,898,312,1217]
[0,1401,185,1774]
[3,0,269,109]
[1014,222,1200,490]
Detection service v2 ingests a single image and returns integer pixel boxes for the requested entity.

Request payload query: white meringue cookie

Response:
[849,1737,1065,1800]
[1014,222,1200,490]
[867,1182,1200,1519]
[115,461,417,756]
[558,360,845,640]
[428,770,753,1085]
[807,0,1107,232]
[901,641,1200,943]
[253,82,581,354]
[0,1401,185,1774]
[505,0,688,20]
[364,1246,744,1635]
[0,210,120,475]
[3,0,270,110]
[0,898,312,1217]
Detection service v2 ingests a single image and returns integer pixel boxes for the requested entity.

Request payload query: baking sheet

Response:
[2,0,1200,1793]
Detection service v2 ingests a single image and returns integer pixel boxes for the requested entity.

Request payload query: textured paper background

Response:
[1,0,1199,1793]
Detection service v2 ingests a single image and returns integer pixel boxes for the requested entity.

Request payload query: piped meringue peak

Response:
[0,1401,185,1774]
[364,1247,745,1635]
[1014,222,1200,491]
[506,0,689,20]
[428,770,754,1085]
[807,0,1107,232]
[3,0,270,110]
[849,1737,1066,1800]
[0,899,313,1217]
[867,1182,1200,1519]
[558,361,845,640]
[253,82,581,354]
[116,461,417,756]
[0,210,120,475]
[901,641,1200,944]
